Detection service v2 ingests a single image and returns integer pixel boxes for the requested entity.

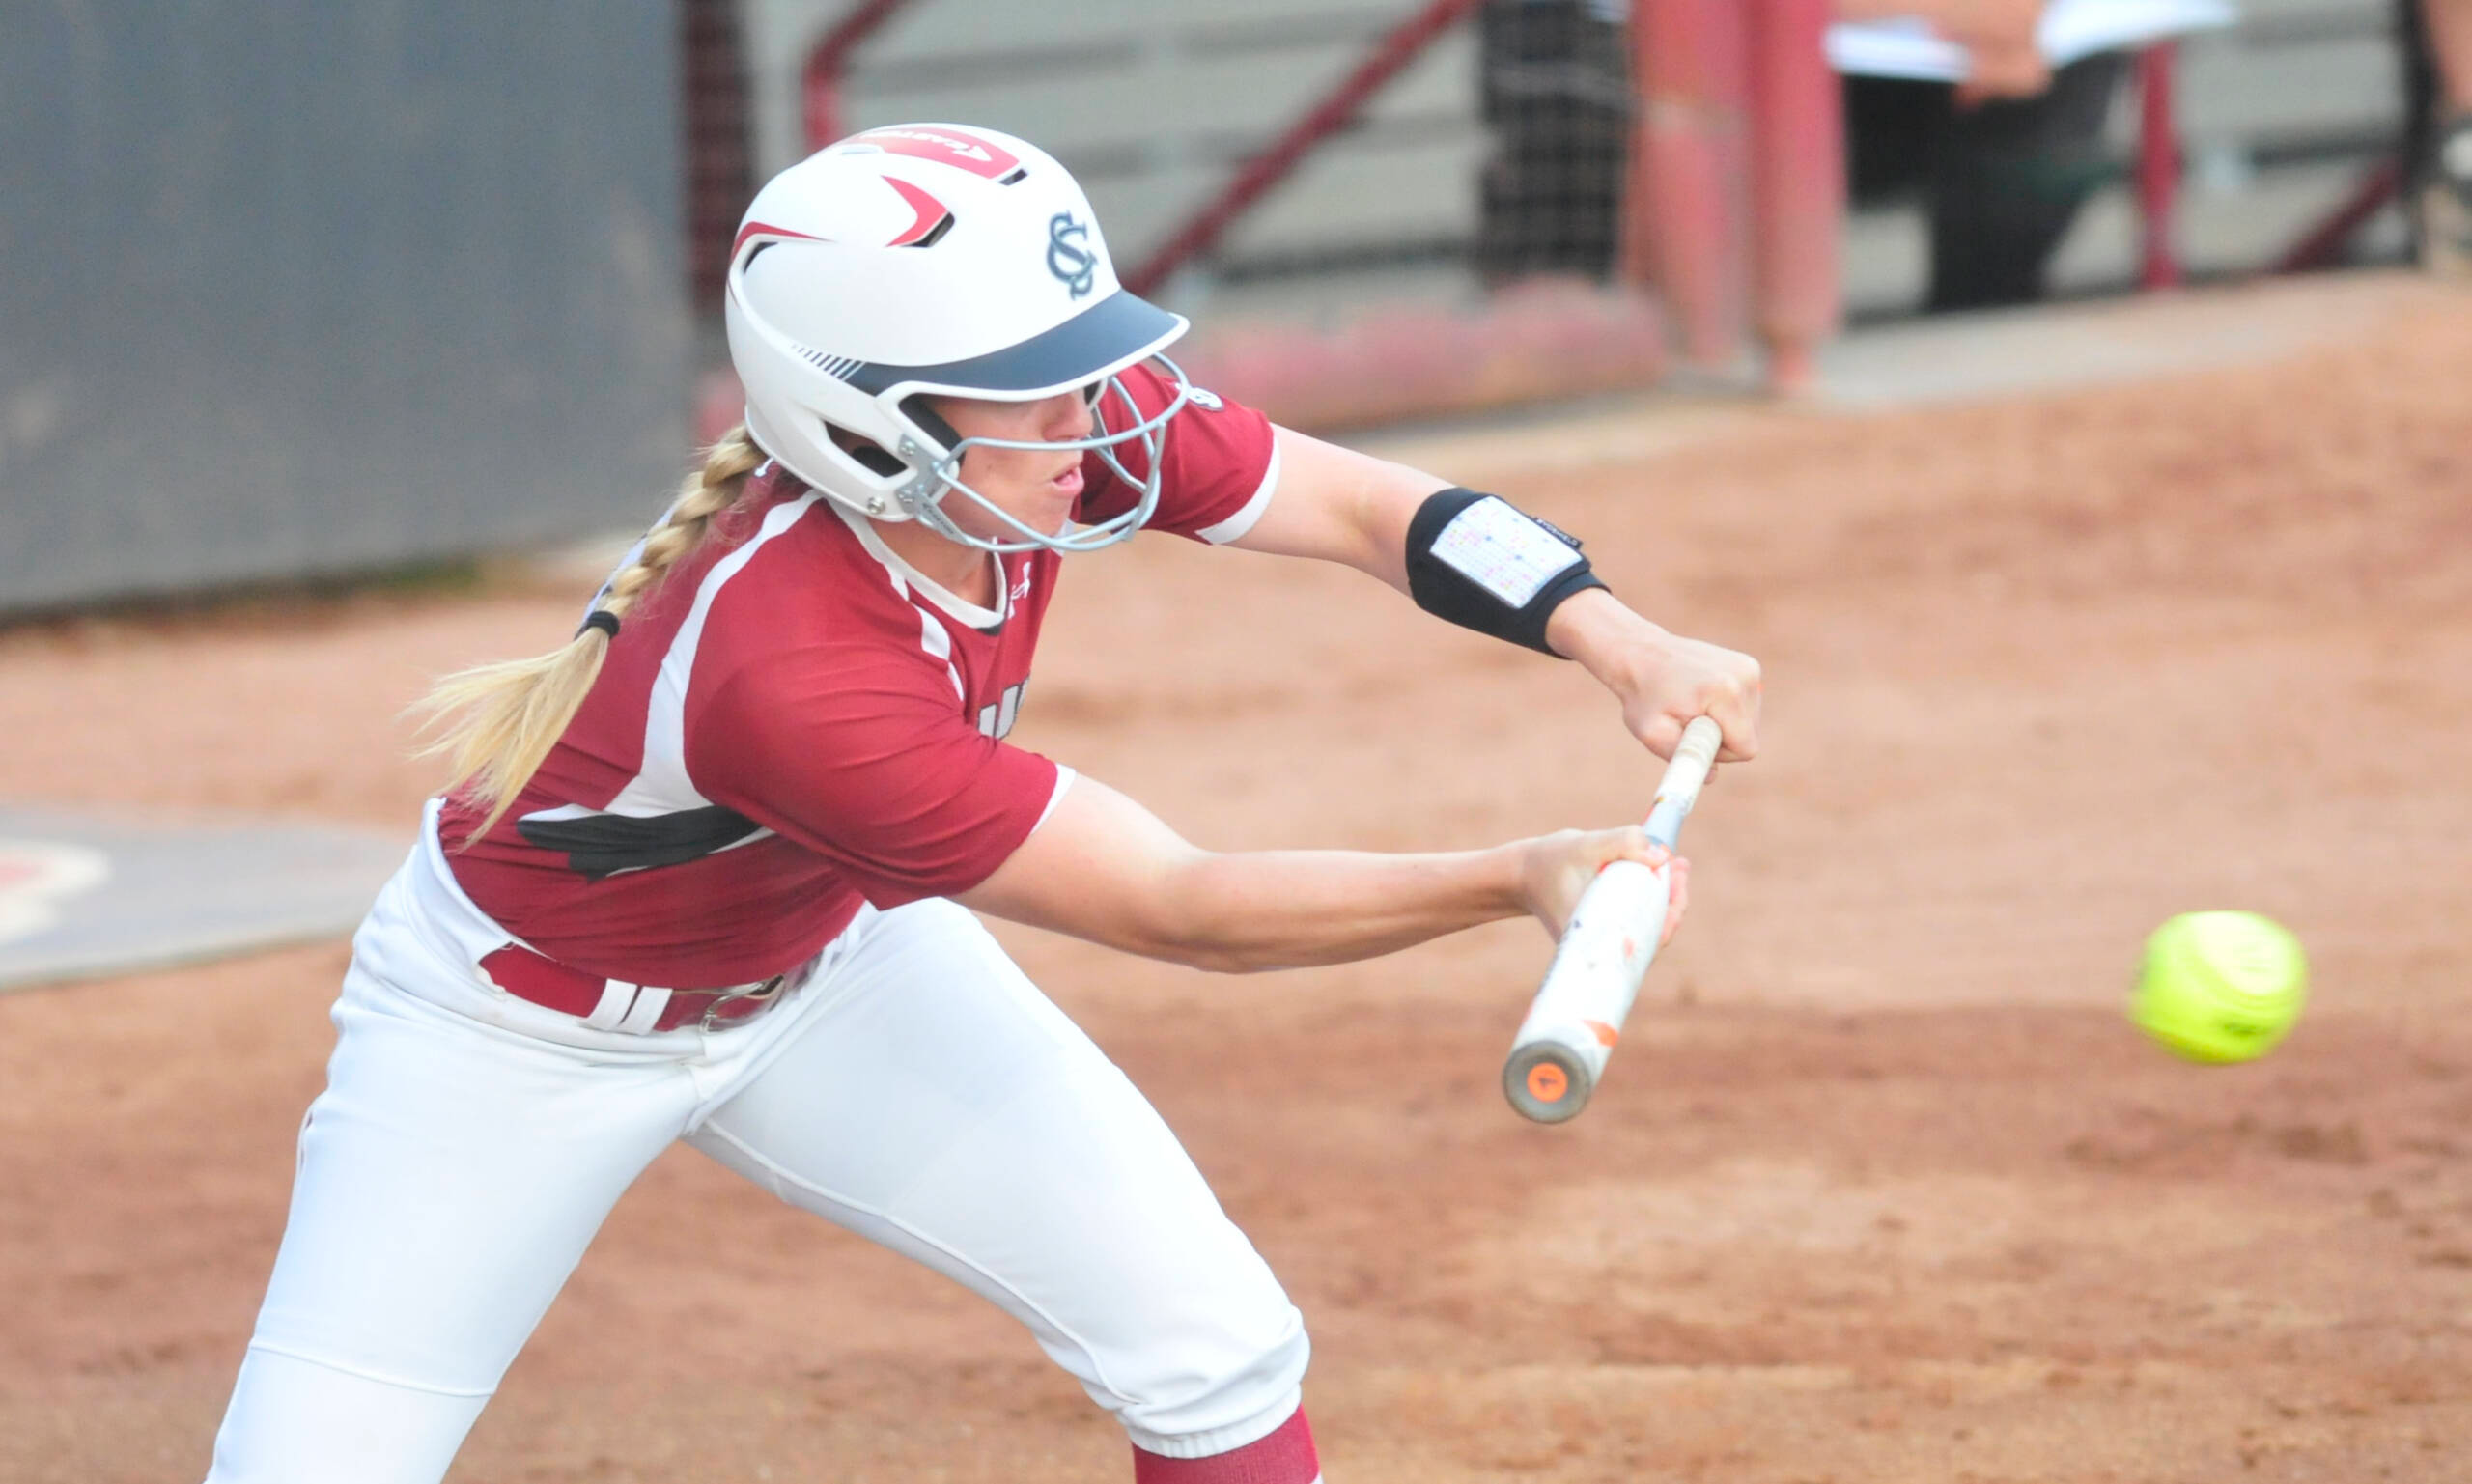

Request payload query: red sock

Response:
[1131,1406,1320,1483]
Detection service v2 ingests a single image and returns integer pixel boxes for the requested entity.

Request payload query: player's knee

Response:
[1106,1300,1311,1459]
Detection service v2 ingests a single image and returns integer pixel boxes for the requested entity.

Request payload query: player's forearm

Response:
[962,773,1533,972]
[1544,584,1666,673]
[1248,431,1762,759]
[1143,844,1529,973]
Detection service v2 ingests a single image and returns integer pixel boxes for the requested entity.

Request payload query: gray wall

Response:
[0,1,688,610]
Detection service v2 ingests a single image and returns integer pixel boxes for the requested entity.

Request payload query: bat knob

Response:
[1503,1043,1594,1124]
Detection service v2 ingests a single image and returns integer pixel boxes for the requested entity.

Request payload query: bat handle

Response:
[1643,715,1723,850]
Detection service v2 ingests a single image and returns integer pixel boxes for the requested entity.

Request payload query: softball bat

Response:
[1503,714,1722,1124]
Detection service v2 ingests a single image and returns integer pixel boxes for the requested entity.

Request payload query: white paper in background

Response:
[1828,0,2237,82]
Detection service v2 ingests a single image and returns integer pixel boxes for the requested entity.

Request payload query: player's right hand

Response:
[1517,826,1690,943]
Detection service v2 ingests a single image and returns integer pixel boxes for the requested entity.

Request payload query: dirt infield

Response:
[6,280,2471,1482]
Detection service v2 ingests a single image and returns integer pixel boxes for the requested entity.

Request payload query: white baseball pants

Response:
[204,826,1308,1482]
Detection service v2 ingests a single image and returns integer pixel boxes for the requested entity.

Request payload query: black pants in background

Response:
[1844,52,2130,312]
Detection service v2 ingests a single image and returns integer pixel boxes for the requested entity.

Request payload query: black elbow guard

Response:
[1405,488,1607,656]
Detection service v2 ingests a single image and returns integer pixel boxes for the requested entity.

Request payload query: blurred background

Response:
[0,0,2453,611]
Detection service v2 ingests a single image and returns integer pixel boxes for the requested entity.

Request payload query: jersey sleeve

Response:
[1077,362,1280,545]
[688,650,1064,910]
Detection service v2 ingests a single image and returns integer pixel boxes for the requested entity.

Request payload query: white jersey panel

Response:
[598,492,825,821]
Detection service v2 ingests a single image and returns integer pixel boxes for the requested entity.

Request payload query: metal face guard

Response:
[892,354,1197,555]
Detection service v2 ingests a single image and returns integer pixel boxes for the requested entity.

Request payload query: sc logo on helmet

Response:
[1047,212,1095,298]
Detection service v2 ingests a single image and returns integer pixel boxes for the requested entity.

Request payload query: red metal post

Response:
[2136,43,2182,290]
[801,0,920,153]
[1122,0,1488,297]
[2273,159,2402,273]
[1745,0,1841,394]
[1626,0,1751,371]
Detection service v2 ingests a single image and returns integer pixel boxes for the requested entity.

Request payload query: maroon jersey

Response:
[439,368,1278,987]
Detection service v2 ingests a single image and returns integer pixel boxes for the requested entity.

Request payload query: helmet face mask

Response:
[891,358,1195,554]
[724,125,1195,556]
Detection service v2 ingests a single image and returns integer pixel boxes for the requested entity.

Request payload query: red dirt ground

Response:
[4,282,2470,1483]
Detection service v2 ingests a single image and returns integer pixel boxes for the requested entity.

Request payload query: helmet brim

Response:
[844,290,1188,402]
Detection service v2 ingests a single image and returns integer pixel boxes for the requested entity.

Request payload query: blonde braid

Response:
[415,426,768,846]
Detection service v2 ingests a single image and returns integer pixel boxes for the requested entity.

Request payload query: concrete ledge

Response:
[0,805,407,993]
[1178,277,1666,432]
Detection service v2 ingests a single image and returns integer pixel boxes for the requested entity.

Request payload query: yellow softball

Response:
[2131,910,2308,1064]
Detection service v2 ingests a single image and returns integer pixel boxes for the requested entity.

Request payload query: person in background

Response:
[1474,0,2129,311]
[1833,0,2129,311]
[2405,0,2472,272]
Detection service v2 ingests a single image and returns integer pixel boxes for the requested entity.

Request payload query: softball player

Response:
[203,124,1759,1483]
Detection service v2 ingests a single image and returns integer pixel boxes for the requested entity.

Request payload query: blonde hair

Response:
[415,426,768,844]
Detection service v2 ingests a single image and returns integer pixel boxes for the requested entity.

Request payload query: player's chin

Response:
[1025,479,1082,535]
[1046,467,1084,519]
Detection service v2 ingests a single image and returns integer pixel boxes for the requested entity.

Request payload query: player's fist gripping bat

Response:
[1503,715,1723,1123]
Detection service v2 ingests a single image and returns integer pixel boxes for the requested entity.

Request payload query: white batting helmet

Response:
[724,124,1194,553]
